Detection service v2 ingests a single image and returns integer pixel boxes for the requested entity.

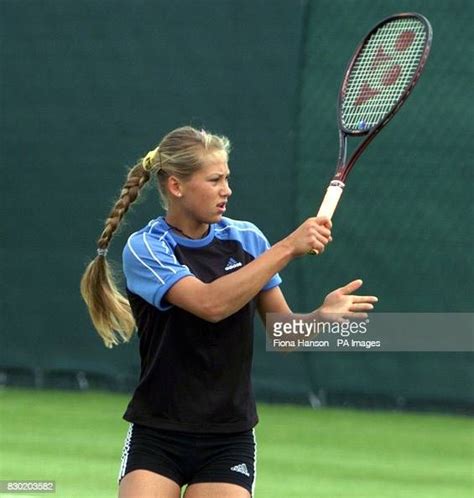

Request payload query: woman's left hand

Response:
[317,279,378,321]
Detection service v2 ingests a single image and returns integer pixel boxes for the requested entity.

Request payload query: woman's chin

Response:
[208,212,224,223]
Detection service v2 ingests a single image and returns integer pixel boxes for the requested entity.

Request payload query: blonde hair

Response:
[80,126,231,347]
[146,126,230,209]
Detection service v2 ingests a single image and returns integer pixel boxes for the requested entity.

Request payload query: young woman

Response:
[81,126,377,498]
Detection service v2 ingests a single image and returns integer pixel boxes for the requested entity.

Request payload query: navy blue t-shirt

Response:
[122,216,281,433]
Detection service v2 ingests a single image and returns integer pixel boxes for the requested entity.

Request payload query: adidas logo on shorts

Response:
[230,463,250,477]
[225,257,243,271]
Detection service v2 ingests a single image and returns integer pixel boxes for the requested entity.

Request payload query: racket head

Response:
[337,13,433,136]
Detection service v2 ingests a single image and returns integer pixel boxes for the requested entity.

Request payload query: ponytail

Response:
[80,163,150,347]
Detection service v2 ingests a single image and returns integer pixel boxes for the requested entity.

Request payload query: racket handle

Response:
[317,181,345,220]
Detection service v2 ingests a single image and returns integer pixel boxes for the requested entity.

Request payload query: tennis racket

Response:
[316,12,433,221]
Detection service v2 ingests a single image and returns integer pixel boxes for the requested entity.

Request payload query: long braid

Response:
[98,165,151,250]
[80,163,151,348]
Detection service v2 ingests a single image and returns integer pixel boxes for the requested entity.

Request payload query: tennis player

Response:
[81,126,377,498]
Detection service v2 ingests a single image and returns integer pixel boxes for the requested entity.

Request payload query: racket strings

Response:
[342,18,428,131]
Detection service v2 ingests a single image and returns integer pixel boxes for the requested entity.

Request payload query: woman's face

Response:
[178,149,232,225]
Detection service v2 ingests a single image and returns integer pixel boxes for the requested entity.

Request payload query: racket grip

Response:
[316,181,345,220]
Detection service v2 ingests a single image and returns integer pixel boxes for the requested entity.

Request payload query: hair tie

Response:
[142,146,161,171]
[97,248,108,257]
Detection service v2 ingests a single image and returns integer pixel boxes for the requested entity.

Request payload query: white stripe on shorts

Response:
[118,423,134,482]
[252,428,257,497]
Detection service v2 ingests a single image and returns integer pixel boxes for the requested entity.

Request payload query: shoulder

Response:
[214,217,271,254]
[123,217,176,262]
[215,217,267,239]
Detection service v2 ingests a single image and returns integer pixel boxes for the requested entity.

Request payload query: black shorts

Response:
[118,423,257,495]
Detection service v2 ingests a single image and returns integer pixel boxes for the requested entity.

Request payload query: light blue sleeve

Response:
[221,220,282,291]
[123,231,193,310]
[250,225,282,291]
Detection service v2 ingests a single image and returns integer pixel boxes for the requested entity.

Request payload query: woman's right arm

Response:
[166,217,332,322]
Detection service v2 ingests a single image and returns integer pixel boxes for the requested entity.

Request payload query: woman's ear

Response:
[166,176,183,198]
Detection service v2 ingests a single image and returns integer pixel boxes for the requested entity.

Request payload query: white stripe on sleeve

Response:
[127,238,165,285]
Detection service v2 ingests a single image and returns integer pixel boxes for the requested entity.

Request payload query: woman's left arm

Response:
[257,286,293,323]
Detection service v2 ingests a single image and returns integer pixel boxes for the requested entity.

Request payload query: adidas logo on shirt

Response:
[225,257,243,271]
[230,463,250,477]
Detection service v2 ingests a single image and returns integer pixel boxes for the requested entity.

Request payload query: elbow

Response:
[200,301,229,323]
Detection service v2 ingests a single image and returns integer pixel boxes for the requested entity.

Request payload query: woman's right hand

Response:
[283,217,333,257]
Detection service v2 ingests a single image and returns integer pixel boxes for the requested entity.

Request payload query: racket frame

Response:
[316,12,432,222]
[333,12,433,184]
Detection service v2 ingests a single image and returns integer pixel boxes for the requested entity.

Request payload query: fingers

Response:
[347,312,369,320]
[314,220,332,237]
[324,311,370,323]
[316,232,331,244]
[306,217,332,254]
[347,295,378,317]
[307,227,331,242]
[340,279,364,294]
[349,302,375,312]
[295,217,333,257]
[352,295,379,304]
[315,216,332,229]
[311,241,325,254]
[310,237,328,254]
[304,217,332,235]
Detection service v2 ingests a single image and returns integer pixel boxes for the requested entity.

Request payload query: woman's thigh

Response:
[184,482,250,498]
[119,469,181,498]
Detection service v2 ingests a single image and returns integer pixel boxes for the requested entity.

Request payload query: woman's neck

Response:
[164,214,209,240]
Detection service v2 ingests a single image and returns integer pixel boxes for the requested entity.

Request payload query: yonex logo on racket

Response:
[355,29,417,107]
[341,14,432,132]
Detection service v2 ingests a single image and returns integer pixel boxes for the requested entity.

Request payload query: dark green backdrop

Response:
[1,0,472,411]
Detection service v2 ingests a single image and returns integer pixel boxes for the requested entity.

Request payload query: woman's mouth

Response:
[217,202,227,213]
